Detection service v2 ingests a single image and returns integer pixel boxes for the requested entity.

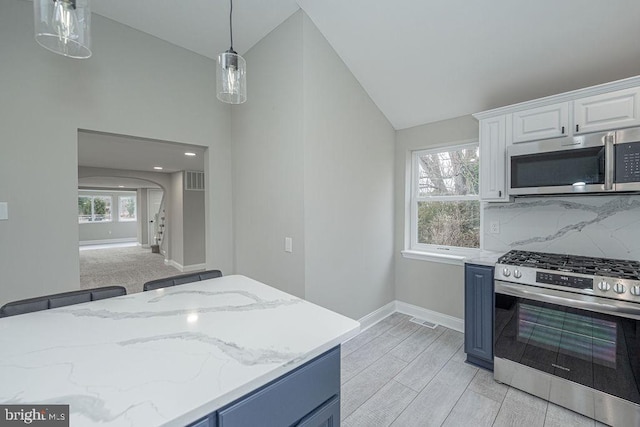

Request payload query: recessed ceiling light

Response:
[153,166,163,170]
[118,185,124,188]
[185,152,196,157]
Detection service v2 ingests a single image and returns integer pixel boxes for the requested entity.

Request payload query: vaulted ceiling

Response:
[93,0,640,129]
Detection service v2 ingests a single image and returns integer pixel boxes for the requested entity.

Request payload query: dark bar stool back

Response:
[143,270,222,291]
[0,286,127,318]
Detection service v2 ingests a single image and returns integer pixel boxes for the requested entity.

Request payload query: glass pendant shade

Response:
[216,50,247,104]
[34,0,92,59]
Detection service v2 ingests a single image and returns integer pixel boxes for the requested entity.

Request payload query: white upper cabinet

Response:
[512,102,569,143]
[474,76,640,202]
[574,87,640,134]
[479,116,508,201]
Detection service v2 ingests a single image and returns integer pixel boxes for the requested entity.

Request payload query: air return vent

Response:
[409,317,438,329]
[184,171,205,191]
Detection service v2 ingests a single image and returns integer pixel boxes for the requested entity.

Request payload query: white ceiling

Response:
[78,130,206,175]
[91,0,300,58]
[92,0,640,130]
[298,0,640,129]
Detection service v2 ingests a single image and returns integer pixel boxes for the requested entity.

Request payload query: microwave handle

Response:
[605,134,615,191]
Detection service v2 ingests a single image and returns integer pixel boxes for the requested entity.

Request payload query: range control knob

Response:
[613,283,626,294]
[513,269,522,279]
[631,286,640,296]
[597,281,611,292]
[502,268,511,277]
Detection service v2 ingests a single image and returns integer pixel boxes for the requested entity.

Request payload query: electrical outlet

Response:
[490,221,500,234]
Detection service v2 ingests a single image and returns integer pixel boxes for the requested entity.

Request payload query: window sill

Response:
[401,249,478,266]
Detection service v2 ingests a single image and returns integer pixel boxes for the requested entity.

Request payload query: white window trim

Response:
[118,195,137,222]
[78,194,114,224]
[403,140,482,264]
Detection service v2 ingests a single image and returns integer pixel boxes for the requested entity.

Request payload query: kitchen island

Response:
[0,275,360,426]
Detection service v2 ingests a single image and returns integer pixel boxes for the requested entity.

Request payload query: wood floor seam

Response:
[341,313,599,427]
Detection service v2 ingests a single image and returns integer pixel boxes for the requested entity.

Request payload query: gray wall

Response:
[0,0,232,306]
[394,115,479,319]
[231,11,395,319]
[184,188,206,266]
[78,190,138,243]
[231,12,306,298]
[169,172,185,266]
[137,189,149,246]
[302,15,395,319]
[168,171,206,268]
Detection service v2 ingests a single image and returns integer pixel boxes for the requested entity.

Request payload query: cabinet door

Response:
[464,264,494,370]
[296,396,339,427]
[188,415,216,427]
[218,347,340,427]
[512,102,569,143]
[479,116,508,201]
[574,87,640,134]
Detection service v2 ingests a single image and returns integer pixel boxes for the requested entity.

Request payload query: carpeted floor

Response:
[79,246,182,294]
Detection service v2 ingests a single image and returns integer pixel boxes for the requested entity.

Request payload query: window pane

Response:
[119,196,137,221]
[417,200,480,248]
[92,196,112,222]
[78,196,92,223]
[417,146,479,196]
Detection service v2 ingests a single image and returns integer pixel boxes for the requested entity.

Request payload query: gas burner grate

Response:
[498,250,640,281]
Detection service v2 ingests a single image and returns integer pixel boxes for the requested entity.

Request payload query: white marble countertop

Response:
[464,250,505,267]
[0,275,360,427]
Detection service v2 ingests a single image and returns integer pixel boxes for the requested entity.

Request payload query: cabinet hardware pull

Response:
[576,124,579,132]
[498,190,502,197]
[561,126,565,133]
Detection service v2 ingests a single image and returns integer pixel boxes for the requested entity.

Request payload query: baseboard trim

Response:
[163,259,206,273]
[182,263,206,273]
[357,301,396,332]
[354,300,464,336]
[79,238,137,246]
[395,301,464,333]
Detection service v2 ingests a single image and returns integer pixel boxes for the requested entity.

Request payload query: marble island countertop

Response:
[0,275,360,426]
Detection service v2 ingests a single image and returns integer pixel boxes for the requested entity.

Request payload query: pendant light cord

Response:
[229,0,234,51]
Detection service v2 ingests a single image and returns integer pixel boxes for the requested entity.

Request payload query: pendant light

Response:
[34,0,92,59]
[216,0,246,104]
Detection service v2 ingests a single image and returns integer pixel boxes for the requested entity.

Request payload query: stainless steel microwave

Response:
[507,126,640,196]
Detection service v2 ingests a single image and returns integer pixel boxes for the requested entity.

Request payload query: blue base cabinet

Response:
[187,346,340,427]
[464,263,495,371]
[296,395,339,427]
[188,416,217,427]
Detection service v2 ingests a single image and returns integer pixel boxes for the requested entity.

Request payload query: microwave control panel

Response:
[616,142,640,183]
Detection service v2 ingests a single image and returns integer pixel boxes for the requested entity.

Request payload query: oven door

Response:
[494,281,640,404]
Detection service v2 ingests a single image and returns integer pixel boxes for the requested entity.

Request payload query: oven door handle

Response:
[495,281,640,320]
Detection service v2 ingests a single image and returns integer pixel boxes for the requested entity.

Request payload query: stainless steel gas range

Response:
[493,250,640,426]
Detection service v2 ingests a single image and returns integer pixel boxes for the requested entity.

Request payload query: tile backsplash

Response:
[483,195,640,261]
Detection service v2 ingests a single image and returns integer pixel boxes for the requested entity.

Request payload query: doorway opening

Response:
[77,130,207,294]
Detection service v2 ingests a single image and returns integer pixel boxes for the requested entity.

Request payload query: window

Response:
[409,143,480,255]
[78,195,112,223]
[118,195,137,221]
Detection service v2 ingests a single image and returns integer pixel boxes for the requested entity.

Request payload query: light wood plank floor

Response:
[340,313,607,427]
